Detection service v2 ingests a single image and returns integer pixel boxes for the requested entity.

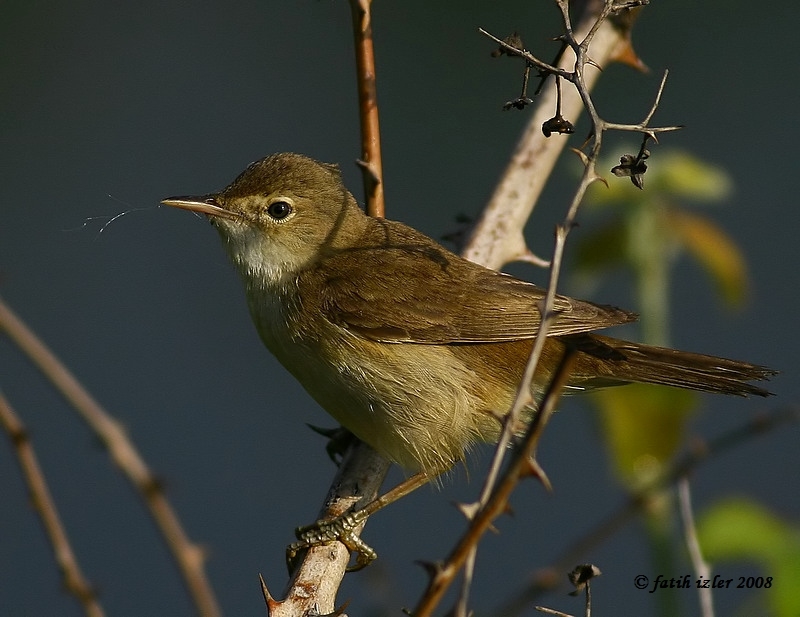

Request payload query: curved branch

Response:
[0,393,105,617]
[0,297,221,617]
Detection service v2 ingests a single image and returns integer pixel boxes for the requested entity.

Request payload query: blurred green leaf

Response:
[572,221,628,274]
[592,384,696,487]
[646,151,733,201]
[665,209,749,307]
[577,149,748,314]
[698,498,800,617]
[589,150,733,206]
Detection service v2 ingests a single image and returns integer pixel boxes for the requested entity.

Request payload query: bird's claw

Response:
[286,509,376,573]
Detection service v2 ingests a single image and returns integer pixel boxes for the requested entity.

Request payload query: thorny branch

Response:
[264,2,391,615]
[349,0,385,217]
[0,297,222,617]
[0,393,105,617]
[463,1,649,269]
[413,348,578,617]
[418,1,684,613]
[493,407,798,615]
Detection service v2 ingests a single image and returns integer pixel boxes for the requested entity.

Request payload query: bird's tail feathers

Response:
[565,334,776,397]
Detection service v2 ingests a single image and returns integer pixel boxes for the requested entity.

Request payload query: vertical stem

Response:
[349,0,385,217]
[629,205,670,346]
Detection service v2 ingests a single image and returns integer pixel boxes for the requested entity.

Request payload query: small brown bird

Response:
[163,153,774,475]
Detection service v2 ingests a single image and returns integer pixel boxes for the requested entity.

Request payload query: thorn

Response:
[569,147,590,167]
[524,457,553,492]
[585,56,603,71]
[415,559,444,580]
[513,250,551,269]
[612,40,649,73]
[259,573,272,601]
[306,423,339,438]
[455,501,481,521]
[259,574,283,614]
[520,458,537,478]
[533,606,570,617]
[355,158,381,186]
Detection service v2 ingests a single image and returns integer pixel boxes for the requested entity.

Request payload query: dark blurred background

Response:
[1,2,797,616]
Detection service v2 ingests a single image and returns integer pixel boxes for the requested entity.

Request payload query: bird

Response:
[163,152,775,477]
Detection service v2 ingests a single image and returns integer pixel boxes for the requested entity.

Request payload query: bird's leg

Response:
[286,471,433,572]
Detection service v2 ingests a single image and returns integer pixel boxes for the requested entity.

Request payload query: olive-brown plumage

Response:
[163,153,775,473]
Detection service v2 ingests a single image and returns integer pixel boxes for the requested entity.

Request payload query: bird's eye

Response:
[267,200,292,220]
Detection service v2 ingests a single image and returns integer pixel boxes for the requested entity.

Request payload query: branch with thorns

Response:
[0,393,106,617]
[417,2,683,614]
[273,1,687,615]
[0,297,222,617]
[492,407,798,615]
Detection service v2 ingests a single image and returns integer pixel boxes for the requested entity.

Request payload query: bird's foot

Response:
[286,508,376,573]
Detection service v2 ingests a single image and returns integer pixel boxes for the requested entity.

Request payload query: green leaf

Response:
[665,209,749,307]
[592,384,697,488]
[698,498,800,617]
[647,151,733,202]
[588,149,733,206]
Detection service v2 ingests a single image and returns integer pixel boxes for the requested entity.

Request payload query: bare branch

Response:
[430,1,680,613]
[349,0,385,217]
[494,407,799,614]
[413,348,577,617]
[0,297,221,617]
[678,478,715,617]
[465,2,645,270]
[270,441,388,616]
[0,393,105,617]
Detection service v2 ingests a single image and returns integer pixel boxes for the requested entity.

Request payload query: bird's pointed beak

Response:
[161,194,239,220]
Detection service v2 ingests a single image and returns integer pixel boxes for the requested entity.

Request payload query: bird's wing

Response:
[309,220,636,344]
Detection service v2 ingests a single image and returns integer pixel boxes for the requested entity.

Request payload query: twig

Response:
[452,242,569,612]
[678,478,715,617]
[469,0,634,551]
[0,392,105,617]
[0,297,221,617]
[465,1,650,270]
[435,1,681,612]
[264,2,393,613]
[448,4,639,607]
[473,0,677,498]
[438,215,580,614]
[494,407,799,615]
[349,0,385,217]
[413,348,577,617]
[268,441,388,616]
